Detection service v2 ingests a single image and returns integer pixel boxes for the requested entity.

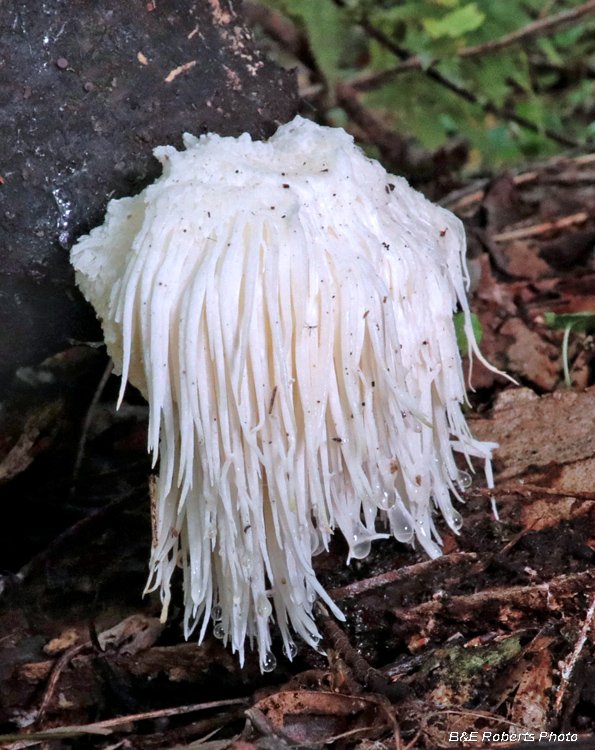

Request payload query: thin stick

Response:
[440,171,537,210]
[316,603,403,700]
[440,155,595,210]
[478,484,595,502]
[328,552,477,601]
[71,359,114,494]
[460,0,595,59]
[491,212,588,242]
[554,592,595,713]
[36,642,91,722]
[72,697,249,728]
[349,0,595,93]
[334,1,582,148]
[14,486,145,585]
[0,698,250,745]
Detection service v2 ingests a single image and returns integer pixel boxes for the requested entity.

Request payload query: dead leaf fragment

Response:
[473,386,595,481]
[251,691,390,746]
[521,496,595,533]
[511,647,552,730]
[499,318,559,390]
[0,400,64,483]
[164,60,198,83]
[98,614,164,656]
[44,629,81,655]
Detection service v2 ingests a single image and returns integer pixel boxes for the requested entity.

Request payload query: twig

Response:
[349,0,595,94]
[335,81,468,181]
[71,697,249,728]
[328,552,477,601]
[71,359,114,494]
[323,721,401,750]
[499,518,540,555]
[533,170,595,185]
[554,592,595,713]
[393,570,595,622]
[440,153,595,210]
[13,486,146,586]
[334,1,582,148]
[460,0,595,59]
[440,171,537,209]
[349,59,429,92]
[492,212,588,242]
[36,642,92,723]
[0,698,249,745]
[479,484,595,502]
[435,708,531,734]
[316,603,409,702]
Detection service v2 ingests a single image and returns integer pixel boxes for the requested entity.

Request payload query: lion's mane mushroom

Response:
[72,115,497,671]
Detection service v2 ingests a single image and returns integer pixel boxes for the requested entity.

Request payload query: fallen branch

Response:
[335,81,468,181]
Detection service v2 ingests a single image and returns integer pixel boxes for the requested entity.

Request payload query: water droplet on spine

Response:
[256,593,272,618]
[457,470,472,491]
[284,641,298,659]
[450,509,464,532]
[262,651,277,672]
[379,490,395,510]
[351,535,371,560]
[213,623,225,639]
[211,605,222,621]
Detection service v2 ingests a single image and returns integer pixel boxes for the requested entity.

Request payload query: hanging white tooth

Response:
[72,114,501,671]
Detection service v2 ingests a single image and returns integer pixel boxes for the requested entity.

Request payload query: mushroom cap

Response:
[72,115,496,668]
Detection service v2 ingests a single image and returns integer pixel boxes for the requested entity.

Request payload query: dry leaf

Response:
[472,386,595,481]
[98,614,165,656]
[510,646,553,731]
[251,691,390,745]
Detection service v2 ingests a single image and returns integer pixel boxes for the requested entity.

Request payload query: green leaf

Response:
[438,112,458,134]
[423,3,485,39]
[537,37,563,66]
[544,312,595,334]
[258,0,347,82]
[454,312,483,355]
[430,0,461,7]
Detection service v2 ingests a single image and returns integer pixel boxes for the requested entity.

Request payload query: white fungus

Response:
[72,115,498,670]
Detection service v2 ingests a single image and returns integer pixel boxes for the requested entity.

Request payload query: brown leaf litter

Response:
[1,153,595,750]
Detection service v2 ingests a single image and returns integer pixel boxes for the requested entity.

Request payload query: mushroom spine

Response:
[72,115,497,670]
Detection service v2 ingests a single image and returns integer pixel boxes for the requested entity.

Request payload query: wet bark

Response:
[0,0,298,385]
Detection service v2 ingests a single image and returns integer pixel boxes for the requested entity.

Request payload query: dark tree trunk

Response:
[0,0,298,386]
